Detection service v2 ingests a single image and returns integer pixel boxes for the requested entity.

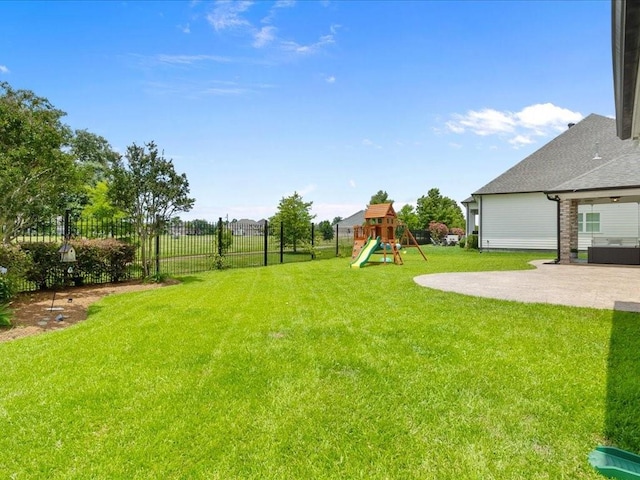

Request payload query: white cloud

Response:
[152,54,231,65]
[207,0,253,31]
[206,0,336,57]
[325,75,336,84]
[446,103,583,148]
[508,135,534,148]
[0,65,9,74]
[448,108,516,136]
[349,179,356,188]
[281,33,335,55]
[362,138,382,149]
[261,0,295,24]
[253,26,277,47]
[515,103,583,134]
[178,23,191,34]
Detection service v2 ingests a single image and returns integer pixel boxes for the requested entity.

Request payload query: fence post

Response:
[311,223,315,260]
[64,209,70,241]
[280,222,284,264]
[218,217,223,256]
[263,220,268,266]
[155,215,161,277]
[335,223,339,257]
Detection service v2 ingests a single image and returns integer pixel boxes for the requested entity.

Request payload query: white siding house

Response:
[577,202,640,249]
[479,193,557,251]
[466,114,640,261]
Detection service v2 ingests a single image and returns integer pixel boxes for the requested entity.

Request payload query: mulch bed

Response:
[0,280,177,343]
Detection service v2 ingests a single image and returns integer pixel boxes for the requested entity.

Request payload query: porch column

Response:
[559,199,579,264]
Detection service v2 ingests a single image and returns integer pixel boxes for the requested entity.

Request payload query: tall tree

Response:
[71,129,120,186]
[397,204,421,231]
[369,190,393,205]
[0,82,79,243]
[269,192,315,253]
[317,220,334,241]
[416,188,465,230]
[108,141,194,277]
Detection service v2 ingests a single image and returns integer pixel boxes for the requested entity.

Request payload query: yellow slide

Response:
[350,236,381,268]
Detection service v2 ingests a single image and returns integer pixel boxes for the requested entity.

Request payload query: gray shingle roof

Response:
[473,114,639,195]
[335,209,365,230]
[548,153,640,192]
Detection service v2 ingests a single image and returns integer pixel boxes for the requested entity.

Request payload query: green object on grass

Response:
[589,446,640,479]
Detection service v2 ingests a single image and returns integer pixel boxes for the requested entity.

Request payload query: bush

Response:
[458,237,466,249]
[428,222,449,245]
[0,244,32,301]
[465,234,479,250]
[20,239,136,290]
[20,242,62,290]
[0,303,11,327]
[450,227,465,237]
[209,252,229,270]
[72,238,136,283]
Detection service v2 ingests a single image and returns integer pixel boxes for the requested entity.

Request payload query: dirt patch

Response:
[0,280,178,343]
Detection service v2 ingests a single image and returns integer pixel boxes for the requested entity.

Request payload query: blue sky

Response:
[0,0,614,222]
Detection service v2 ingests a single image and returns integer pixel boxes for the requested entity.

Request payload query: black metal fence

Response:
[10,215,355,292]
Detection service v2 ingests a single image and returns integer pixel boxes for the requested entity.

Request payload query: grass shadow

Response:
[604,301,640,452]
[172,275,204,285]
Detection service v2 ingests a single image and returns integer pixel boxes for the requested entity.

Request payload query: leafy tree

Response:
[416,188,465,231]
[187,219,215,235]
[331,216,343,225]
[317,220,334,241]
[81,181,126,222]
[0,82,80,243]
[71,129,119,186]
[108,141,194,277]
[67,130,122,219]
[213,225,233,253]
[369,190,393,205]
[269,192,316,253]
[397,204,421,231]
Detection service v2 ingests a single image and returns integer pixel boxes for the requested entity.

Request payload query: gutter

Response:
[546,194,561,263]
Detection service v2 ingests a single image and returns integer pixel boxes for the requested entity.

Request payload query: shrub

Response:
[458,237,466,249]
[0,303,11,327]
[213,227,233,253]
[72,238,136,283]
[209,252,229,270]
[0,244,32,301]
[428,222,449,245]
[20,239,136,290]
[450,227,465,237]
[20,242,62,290]
[465,234,479,250]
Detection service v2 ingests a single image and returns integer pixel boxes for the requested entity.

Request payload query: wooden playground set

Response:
[350,203,426,268]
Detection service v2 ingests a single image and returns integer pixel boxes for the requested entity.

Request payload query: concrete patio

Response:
[414,260,640,312]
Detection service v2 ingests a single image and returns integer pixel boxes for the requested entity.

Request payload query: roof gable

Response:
[473,114,638,195]
[364,203,396,219]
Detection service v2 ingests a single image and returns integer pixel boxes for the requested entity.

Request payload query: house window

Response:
[578,212,600,233]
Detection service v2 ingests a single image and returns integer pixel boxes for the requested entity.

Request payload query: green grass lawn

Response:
[1,247,637,479]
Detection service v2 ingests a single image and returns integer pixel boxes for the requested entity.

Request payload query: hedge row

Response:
[0,239,136,295]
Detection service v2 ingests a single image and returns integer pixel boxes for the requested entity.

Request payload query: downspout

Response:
[478,196,483,253]
[546,194,561,263]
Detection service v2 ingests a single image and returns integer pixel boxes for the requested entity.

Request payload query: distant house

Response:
[464,114,640,263]
[334,209,365,238]
[230,219,264,236]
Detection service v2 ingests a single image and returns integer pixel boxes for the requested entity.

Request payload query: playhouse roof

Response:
[364,203,396,219]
